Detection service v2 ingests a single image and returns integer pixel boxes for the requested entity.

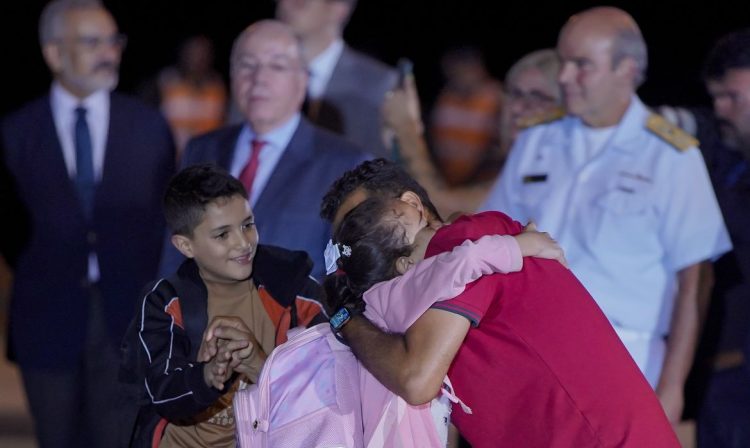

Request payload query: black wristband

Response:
[329,307,353,335]
[329,303,364,335]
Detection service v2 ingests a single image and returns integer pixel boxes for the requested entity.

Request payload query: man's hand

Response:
[515,222,568,268]
[656,381,685,424]
[656,262,704,425]
[382,75,424,136]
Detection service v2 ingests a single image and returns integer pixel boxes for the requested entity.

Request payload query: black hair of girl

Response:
[323,196,414,313]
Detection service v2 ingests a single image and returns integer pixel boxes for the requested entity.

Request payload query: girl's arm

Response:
[364,234,519,332]
[365,229,564,332]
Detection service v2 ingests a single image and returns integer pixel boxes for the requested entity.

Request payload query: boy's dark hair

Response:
[703,28,750,81]
[323,196,412,313]
[319,158,441,224]
[163,163,247,236]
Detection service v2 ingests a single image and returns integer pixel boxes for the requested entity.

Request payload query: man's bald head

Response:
[230,19,307,67]
[560,7,647,86]
[229,19,309,134]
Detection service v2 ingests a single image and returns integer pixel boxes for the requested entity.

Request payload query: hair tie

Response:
[324,239,352,275]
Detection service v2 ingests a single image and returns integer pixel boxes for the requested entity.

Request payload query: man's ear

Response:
[171,234,195,259]
[614,56,637,82]
[399,191,424,213]
[42,43,62,74]
[330,0,353,27]
[395,256,413,275]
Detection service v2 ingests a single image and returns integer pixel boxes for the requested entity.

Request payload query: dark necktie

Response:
[75,106,95,220]
[238,139,266,198]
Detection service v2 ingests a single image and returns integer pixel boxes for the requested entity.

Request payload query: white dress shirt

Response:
[50,82,111,282]
[481,96,732,385]
[230,113,301,207]
[306,39,344,100]
[50,82,110,181]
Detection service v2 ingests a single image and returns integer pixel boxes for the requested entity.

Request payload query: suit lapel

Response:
[101,93,125,189]
[253,118,315,215]
[35,97,84,213]
[38,98,75,185]
[216,126,243,169]
[324,46,353,97]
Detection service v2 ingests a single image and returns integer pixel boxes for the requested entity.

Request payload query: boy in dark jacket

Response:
[121,163,325,447]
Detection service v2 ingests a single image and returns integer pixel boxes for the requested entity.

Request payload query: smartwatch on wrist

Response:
[329,307,354,335]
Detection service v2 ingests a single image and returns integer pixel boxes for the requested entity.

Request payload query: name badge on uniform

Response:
[522,173,548,184]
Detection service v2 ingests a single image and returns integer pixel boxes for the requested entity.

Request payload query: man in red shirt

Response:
[321,159,678,447]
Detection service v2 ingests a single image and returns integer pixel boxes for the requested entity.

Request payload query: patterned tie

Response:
[75,106,95,220]
[238,139,266,198]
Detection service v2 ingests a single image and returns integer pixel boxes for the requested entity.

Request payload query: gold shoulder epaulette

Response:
[646,113,699,151]
[516,107,565,130]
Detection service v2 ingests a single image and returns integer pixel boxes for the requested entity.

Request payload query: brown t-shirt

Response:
[159,281,276,448]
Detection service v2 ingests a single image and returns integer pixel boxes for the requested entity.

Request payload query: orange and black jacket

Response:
[118,244,326,447]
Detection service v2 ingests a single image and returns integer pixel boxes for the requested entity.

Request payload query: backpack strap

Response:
[168,261,211,358]
[440,376,472,415]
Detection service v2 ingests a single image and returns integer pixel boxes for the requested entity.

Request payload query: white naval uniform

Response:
[481,95,732,386]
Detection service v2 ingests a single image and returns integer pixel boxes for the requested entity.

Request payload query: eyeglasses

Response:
[505,88,558,107]
[65,33,128,51]
[232,60,306,78]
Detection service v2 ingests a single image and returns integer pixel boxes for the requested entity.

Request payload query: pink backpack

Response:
[234,323,364,447]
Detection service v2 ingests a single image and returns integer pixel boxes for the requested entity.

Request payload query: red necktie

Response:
[238,139,266,197]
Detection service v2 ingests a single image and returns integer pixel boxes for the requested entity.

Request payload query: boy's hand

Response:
[516,222,568,268]
[198,316,267,384]
[202,339,235,389]
[213,325,267,377]
[203,358,229,390]
[199,316,252,362]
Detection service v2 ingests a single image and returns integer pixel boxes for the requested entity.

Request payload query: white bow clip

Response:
[324,239,352,275]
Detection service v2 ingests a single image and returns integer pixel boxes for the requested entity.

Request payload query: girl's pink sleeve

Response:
[363,234,522,332]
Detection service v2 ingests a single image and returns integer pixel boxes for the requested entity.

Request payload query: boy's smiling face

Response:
[172,194,258,284]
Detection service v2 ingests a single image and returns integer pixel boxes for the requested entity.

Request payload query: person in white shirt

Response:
[480,6,732,425]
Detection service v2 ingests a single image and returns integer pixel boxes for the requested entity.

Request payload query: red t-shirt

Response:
[427,212,678,447]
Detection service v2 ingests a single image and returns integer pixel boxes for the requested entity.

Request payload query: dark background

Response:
[2,0,749,117]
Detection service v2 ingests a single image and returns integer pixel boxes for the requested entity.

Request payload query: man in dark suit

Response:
[0,1,175,446]
[654,31,750,447]
[158,19,370,281]
[692,29,750,448]
[276,0,397,157]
